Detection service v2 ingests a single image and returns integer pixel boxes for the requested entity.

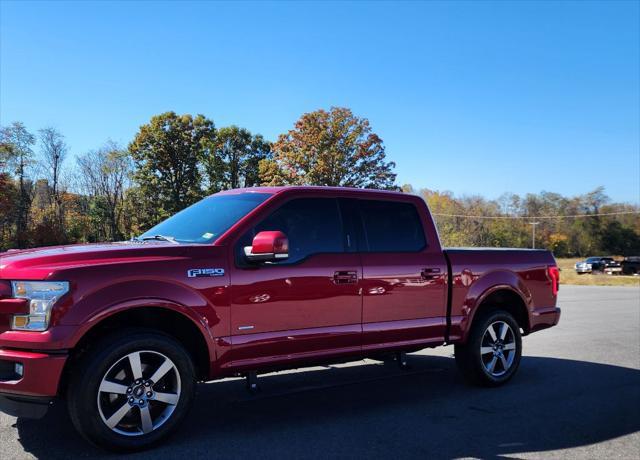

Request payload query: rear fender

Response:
[459,270,531,343]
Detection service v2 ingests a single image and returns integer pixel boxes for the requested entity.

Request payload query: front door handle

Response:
[421,268,441,280]
[333,271,358,284]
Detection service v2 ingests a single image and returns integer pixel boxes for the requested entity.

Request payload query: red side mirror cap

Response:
[245,231,289,262]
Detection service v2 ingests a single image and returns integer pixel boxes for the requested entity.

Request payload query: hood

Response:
[0,242,195,280]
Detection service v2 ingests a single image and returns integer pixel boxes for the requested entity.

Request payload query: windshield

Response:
[139,193,271,244]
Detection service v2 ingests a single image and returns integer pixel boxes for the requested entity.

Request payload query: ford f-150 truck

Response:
[0,186,561,451]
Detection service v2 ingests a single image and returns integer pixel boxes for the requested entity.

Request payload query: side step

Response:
[396,352,410,369]
[245,371,259,393]
[243,352,411,394]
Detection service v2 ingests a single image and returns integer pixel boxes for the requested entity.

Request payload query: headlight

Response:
[11,281,69,331]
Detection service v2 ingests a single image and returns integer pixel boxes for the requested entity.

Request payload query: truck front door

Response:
[227,197,362,369]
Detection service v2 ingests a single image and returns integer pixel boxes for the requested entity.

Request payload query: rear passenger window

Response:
[240,198,345,264]
[359,200,426,252]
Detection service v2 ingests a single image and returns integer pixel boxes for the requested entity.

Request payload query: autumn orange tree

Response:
[260,107,397,189]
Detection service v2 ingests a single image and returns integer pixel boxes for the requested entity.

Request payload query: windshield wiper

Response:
[139,234,180,245]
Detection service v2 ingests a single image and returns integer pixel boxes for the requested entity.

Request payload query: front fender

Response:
[0,293,218,363]
[70,297,212,341]
[57,279,222,355]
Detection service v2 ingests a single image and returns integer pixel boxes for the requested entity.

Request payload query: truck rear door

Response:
[352,198,448,351]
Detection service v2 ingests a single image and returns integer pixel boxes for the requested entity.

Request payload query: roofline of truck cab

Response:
[214,185,407,197]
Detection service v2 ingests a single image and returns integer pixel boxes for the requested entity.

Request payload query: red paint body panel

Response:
[361,253,447,323]
[444,248,560,342]
[230,255,362,334]
[218,324,362,373]
[250,231,289,255]
[0,186,560,402]
[362,318,446,352]
[0,349,67,397]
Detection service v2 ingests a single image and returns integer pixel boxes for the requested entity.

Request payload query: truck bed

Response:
[444,248,559,342]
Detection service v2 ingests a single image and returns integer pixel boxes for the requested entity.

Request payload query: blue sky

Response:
[1,1,639,203]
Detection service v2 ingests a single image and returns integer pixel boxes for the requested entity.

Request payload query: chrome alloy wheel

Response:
[97,350,181,436]
[480,321,517,377]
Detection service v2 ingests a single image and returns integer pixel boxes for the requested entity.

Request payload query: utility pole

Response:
[529,222,540,249]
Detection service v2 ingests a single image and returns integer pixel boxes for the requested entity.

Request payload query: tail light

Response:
[547,265,560,296]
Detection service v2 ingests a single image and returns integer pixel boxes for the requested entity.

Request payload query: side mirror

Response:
[244,231,289,263]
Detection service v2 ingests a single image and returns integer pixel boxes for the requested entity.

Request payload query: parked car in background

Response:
[621,256,640,275]
[574,260,592,274]
[587,257,622,274]
[575,257,623,275]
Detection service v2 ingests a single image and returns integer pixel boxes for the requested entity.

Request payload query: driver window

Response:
[239,198,345,264]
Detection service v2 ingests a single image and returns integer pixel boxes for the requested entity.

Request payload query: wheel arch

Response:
[464,286,530,342]
[60,306,212,395]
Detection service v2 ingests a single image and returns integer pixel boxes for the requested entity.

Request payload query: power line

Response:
[431,210,640,220]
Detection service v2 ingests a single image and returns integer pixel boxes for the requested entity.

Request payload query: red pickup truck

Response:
[0,186,561,451]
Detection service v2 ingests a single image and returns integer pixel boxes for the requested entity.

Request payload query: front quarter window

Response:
[139,193,271,244]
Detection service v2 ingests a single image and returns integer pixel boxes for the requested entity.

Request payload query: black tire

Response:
[454,310,522,387]
[67,329,196,452]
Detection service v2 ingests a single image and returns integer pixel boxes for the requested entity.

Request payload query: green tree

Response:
[204,126,271,192]
[601,221,640,255]
[120,185,164,237]
[260,107,396,189]
[0,174,18,250]
[129,112,215,225]
[0,122,36,247]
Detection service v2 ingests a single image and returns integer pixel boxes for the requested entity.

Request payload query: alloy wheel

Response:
[480,321,517,377]
[96,350,181,436]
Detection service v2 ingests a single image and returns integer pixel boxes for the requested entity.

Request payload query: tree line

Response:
[1,107,638,257]
[415,186,640,256]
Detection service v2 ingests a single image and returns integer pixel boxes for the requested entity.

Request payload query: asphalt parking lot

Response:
[1,285,638,459]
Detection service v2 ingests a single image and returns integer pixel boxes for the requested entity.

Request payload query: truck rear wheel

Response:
[454,310,522,386]
[67,330,196,452]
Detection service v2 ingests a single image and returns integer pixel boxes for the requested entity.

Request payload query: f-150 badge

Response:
[187,268,225,278]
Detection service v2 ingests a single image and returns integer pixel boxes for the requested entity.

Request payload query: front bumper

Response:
[0,348,67,418]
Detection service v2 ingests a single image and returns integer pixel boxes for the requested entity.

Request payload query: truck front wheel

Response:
[67,330,196,452]
[455,310,522,386]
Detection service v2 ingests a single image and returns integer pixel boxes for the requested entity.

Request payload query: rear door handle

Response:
[421,268,441,279]
[333,271,358,284]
